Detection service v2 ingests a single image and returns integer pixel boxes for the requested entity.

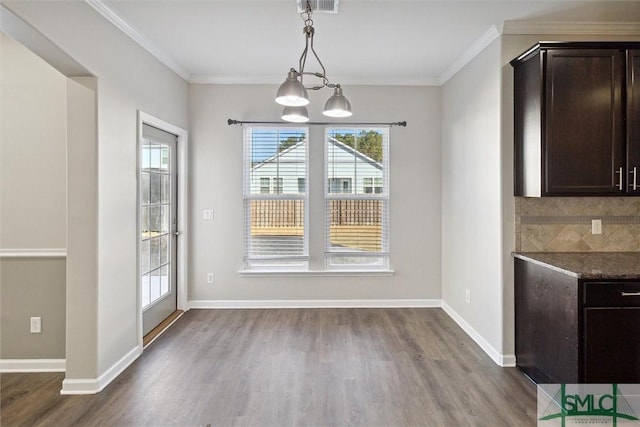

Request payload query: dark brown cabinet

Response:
[515,256,640,384]
[583,282,640,383]
[628,50,640,192]
[511,42,640,197]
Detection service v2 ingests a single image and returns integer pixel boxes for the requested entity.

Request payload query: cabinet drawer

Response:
[584,282,640,307]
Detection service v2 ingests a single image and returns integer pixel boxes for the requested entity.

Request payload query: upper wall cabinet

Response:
[511,42,640,197]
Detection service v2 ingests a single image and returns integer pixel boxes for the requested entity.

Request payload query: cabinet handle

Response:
[616,167,623,190]
[621,291,640,296]
[630,167,638,191]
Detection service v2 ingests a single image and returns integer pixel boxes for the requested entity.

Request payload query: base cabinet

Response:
[515,257,640,383]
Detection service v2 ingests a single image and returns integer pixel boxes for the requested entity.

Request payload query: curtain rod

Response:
[227,119,407,127]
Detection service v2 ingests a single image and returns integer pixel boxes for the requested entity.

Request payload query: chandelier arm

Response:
[298,44,308,85]
[309,33,329,87]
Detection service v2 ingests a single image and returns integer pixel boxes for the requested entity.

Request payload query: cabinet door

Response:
[515,259,579,383]
[584,307,640,383]
[544,49,625,195]
[627,50,640,194]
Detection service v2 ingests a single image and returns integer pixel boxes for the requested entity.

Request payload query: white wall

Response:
[189,84,441,303]
[441,39,506,361]
[0,32,67,361]
[4,1,189,389]
[0,32,67,250]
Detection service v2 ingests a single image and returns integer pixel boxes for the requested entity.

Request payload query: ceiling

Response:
[92,0,640,85]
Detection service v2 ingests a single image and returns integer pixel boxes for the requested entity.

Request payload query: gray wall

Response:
[0,32,67,360]
[189,84,442,302]
[1,258,66,359]
[441,38,505,359]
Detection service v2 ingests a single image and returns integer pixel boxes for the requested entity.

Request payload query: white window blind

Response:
[325,128,390,269]
[243,127,308,269]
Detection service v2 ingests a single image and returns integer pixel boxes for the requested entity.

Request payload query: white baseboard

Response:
[188,299,442,309]
[0,358,65,372]
[61,345,141,395]
[441,301,515,367]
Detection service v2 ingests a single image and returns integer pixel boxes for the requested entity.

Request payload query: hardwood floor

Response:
[1,308,537,426]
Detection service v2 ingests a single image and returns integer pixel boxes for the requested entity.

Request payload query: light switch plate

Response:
[203,209,214,220]
[592,219,602,235]
[30,317,41,333]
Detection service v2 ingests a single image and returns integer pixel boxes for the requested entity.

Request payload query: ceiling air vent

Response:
[297,0,339,14]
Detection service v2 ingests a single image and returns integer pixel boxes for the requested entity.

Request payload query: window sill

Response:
[237,269,395,278]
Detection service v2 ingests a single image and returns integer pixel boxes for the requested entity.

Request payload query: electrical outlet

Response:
[592,219,602,235]
[30,317,42,334]
[203,209,214,220]
[465,289,471,304]
[207,273,215,284]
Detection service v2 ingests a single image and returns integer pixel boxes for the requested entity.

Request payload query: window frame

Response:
[324,127,390,270]
[243,126,309,270]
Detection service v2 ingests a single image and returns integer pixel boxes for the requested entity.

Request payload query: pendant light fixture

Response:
[276,0,352,122]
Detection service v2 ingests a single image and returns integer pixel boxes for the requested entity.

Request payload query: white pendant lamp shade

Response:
[281,106,310,123]
[276,69,309,107]
[322,86,352,118]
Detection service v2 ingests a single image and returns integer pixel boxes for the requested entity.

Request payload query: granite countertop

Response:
[513,252,640,280]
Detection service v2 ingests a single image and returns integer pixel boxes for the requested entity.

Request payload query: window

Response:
[329,177,352,193]
[363,177,383,194]
[260,177,270,194]
[326,128,389,269]
[243,126,390,273]
[244,127,308,269]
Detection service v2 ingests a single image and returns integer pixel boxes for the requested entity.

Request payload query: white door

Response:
[140,124,178,336]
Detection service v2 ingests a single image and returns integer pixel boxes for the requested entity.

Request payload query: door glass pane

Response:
[150,174,161,204]
[141,273,151,307]
[161,205,169,233]
[141,239,150,273]
[161,147,169,170]
[150,146,161,169]
[160,265,169,295]
[149,206,160,235]
[141,173,150,204]
[150,238,160,270]
[161,175,169,203]
[150,268,161,301]
[141,207,149,236]
[160,235,168,266]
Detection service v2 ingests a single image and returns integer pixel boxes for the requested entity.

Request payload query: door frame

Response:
[136,110,188,348]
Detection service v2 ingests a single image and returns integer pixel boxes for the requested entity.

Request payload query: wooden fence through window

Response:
[250,199,381,228]
[250,199,382,251]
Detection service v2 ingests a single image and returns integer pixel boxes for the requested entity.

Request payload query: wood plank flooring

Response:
[1,308,537,426]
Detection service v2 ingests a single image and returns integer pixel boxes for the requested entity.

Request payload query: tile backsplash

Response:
[515,197,640,252]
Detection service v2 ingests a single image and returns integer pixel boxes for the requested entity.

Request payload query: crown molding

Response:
[190,74,440,87]
[84,0,190,81]
[503,21,640,36]
[190,75,285,85]
[438,25,501,85]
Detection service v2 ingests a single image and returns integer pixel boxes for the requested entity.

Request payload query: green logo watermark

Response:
[538,384,640,426]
